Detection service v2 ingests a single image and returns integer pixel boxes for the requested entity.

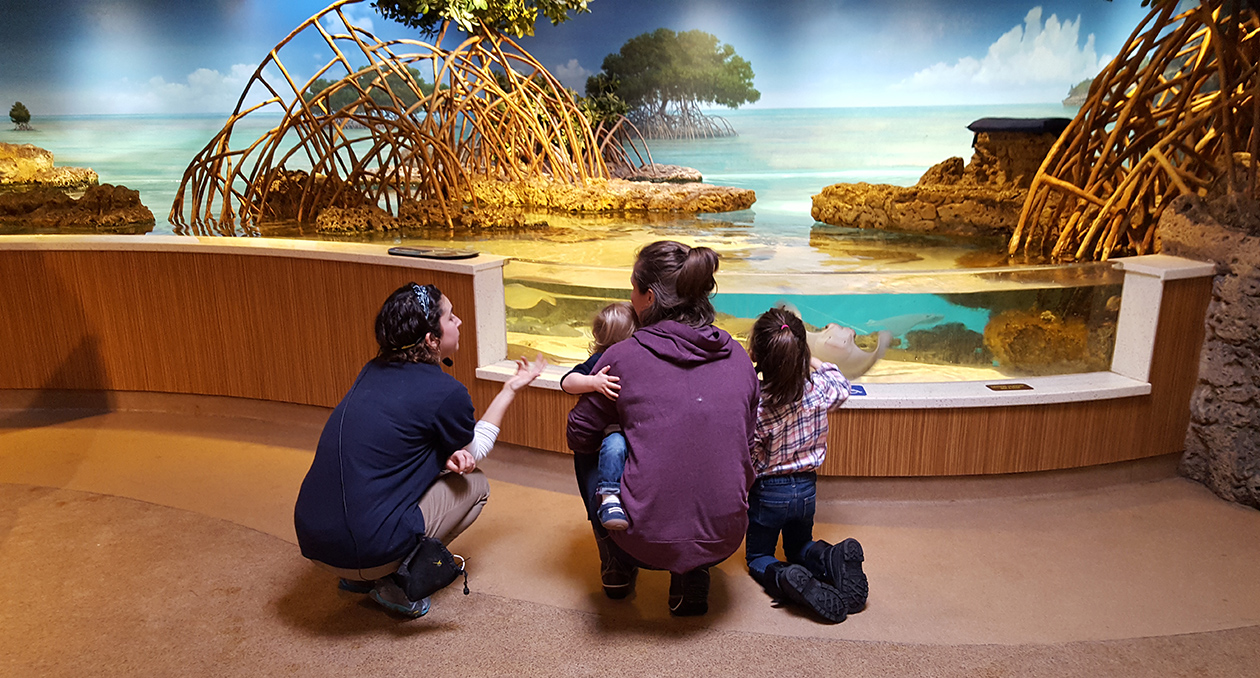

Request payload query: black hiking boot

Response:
[769,562,848,623]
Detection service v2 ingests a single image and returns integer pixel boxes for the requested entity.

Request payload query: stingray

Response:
[504,284,614,310]
[504,284,558,310]
[774,301,892,380]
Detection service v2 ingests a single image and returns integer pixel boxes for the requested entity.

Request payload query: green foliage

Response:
[578,92,629,126]
[588,28,760,115]
[303,67,436,111]
[10,101,31,125]
[372,0,591,38]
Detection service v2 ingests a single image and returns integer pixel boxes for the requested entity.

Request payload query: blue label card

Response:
[850,385,867,396]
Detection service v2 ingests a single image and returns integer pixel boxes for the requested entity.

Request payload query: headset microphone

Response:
[442,358,453,367]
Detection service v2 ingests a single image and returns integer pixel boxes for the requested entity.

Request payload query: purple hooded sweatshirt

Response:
[567,320,759,573]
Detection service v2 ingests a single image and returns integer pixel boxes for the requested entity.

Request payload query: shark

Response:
[864,313,944,337]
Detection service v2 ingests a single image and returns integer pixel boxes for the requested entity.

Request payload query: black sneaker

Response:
[773,563,848,623]
[601,556,638,600]
[594,529,638,599]
[825,538,868,613]
[668,568,710,616]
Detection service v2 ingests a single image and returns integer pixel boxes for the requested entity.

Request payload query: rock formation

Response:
[313,177,754,234]
[0,142,98,189]
[610,163,703,183]
[982,308,1114,375]
[901,322,993,367]
[0,184,154,233]
[811,127,1063,239]
[1158,193,1260,509]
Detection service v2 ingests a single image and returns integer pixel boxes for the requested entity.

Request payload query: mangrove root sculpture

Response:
[1012,0,1260,261]
[171,0,622,236]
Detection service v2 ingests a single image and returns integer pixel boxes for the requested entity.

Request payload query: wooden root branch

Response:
[169,0,623,235]
[1013,0,1260,262]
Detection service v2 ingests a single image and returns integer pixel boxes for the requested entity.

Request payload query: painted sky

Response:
[0,0,1153,115]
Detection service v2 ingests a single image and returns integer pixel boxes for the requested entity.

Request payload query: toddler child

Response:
[745,306,869,623]
[561,301,637,530]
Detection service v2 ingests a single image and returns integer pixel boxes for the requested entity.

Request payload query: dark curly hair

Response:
[375,282,444,364]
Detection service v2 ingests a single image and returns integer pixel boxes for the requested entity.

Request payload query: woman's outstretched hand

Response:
[505,354,547,393]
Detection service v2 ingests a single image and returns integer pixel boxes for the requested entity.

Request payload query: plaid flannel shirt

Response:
[751,362,851,477]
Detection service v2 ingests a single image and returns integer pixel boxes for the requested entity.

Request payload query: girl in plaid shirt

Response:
[745,306,869,623]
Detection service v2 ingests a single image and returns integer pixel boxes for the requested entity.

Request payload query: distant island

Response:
[1063,78,1092,107]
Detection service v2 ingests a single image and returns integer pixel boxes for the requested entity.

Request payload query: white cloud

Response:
[551,59,593,91]
[91,63,285,114]
[898,6,1107,104]
[321,5,377,35]
[145,63,260,113]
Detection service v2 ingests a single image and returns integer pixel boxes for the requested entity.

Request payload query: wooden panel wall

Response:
[819,276,1212,476]
[0,249,480,408]
[0,247,1212,477]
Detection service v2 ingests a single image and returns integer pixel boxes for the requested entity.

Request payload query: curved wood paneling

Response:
[0,242,1212,477]
[0,249,481,408]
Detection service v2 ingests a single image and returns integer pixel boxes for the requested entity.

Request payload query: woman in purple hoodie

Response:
[567,240,759,616]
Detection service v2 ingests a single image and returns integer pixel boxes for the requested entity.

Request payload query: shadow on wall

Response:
[0,248,110,429]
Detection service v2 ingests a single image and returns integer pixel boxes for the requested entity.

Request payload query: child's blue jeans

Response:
[745,471,821,584]
[595,431,627,496]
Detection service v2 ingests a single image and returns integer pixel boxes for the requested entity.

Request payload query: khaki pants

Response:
[312,470,490,581]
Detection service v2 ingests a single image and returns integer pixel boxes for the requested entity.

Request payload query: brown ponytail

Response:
[632,240,719,328]
[676,246,719,300]
[749,307,812,409]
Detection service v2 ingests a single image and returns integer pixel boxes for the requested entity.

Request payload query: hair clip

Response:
[410,282,436,317]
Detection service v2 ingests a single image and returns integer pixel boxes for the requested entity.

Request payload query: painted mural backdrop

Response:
[1,0,1153,376]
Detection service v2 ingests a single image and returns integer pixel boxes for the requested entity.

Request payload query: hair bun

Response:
[676,246,719,299]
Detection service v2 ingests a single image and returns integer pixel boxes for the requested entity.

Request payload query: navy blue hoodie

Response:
[294,360,475,569]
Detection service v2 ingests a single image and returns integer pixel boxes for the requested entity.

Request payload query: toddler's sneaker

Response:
[598,498,630,530]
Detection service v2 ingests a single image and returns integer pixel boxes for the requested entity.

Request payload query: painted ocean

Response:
[4,103,1122,378]
[3,103,1072,239]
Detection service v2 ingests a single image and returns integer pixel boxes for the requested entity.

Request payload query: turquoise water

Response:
[5,104,1124,377]
[711,291,991,336]
[1,103,1075,240]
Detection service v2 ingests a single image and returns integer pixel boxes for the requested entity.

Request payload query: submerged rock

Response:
[0,142,98,189]
[0,184,154,232]
[902,322,993,367]
[982,308,1111,375]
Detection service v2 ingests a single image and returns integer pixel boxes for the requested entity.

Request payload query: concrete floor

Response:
[2,391,1259,647]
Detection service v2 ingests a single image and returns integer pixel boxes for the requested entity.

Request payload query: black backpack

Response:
[396,536,469,601]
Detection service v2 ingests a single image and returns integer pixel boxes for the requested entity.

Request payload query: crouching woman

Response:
[294,282,543,617]
[567,241,759,615]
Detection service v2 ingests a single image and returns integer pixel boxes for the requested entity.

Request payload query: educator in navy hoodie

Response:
[567,241,759,616]
[295,282,543,617]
